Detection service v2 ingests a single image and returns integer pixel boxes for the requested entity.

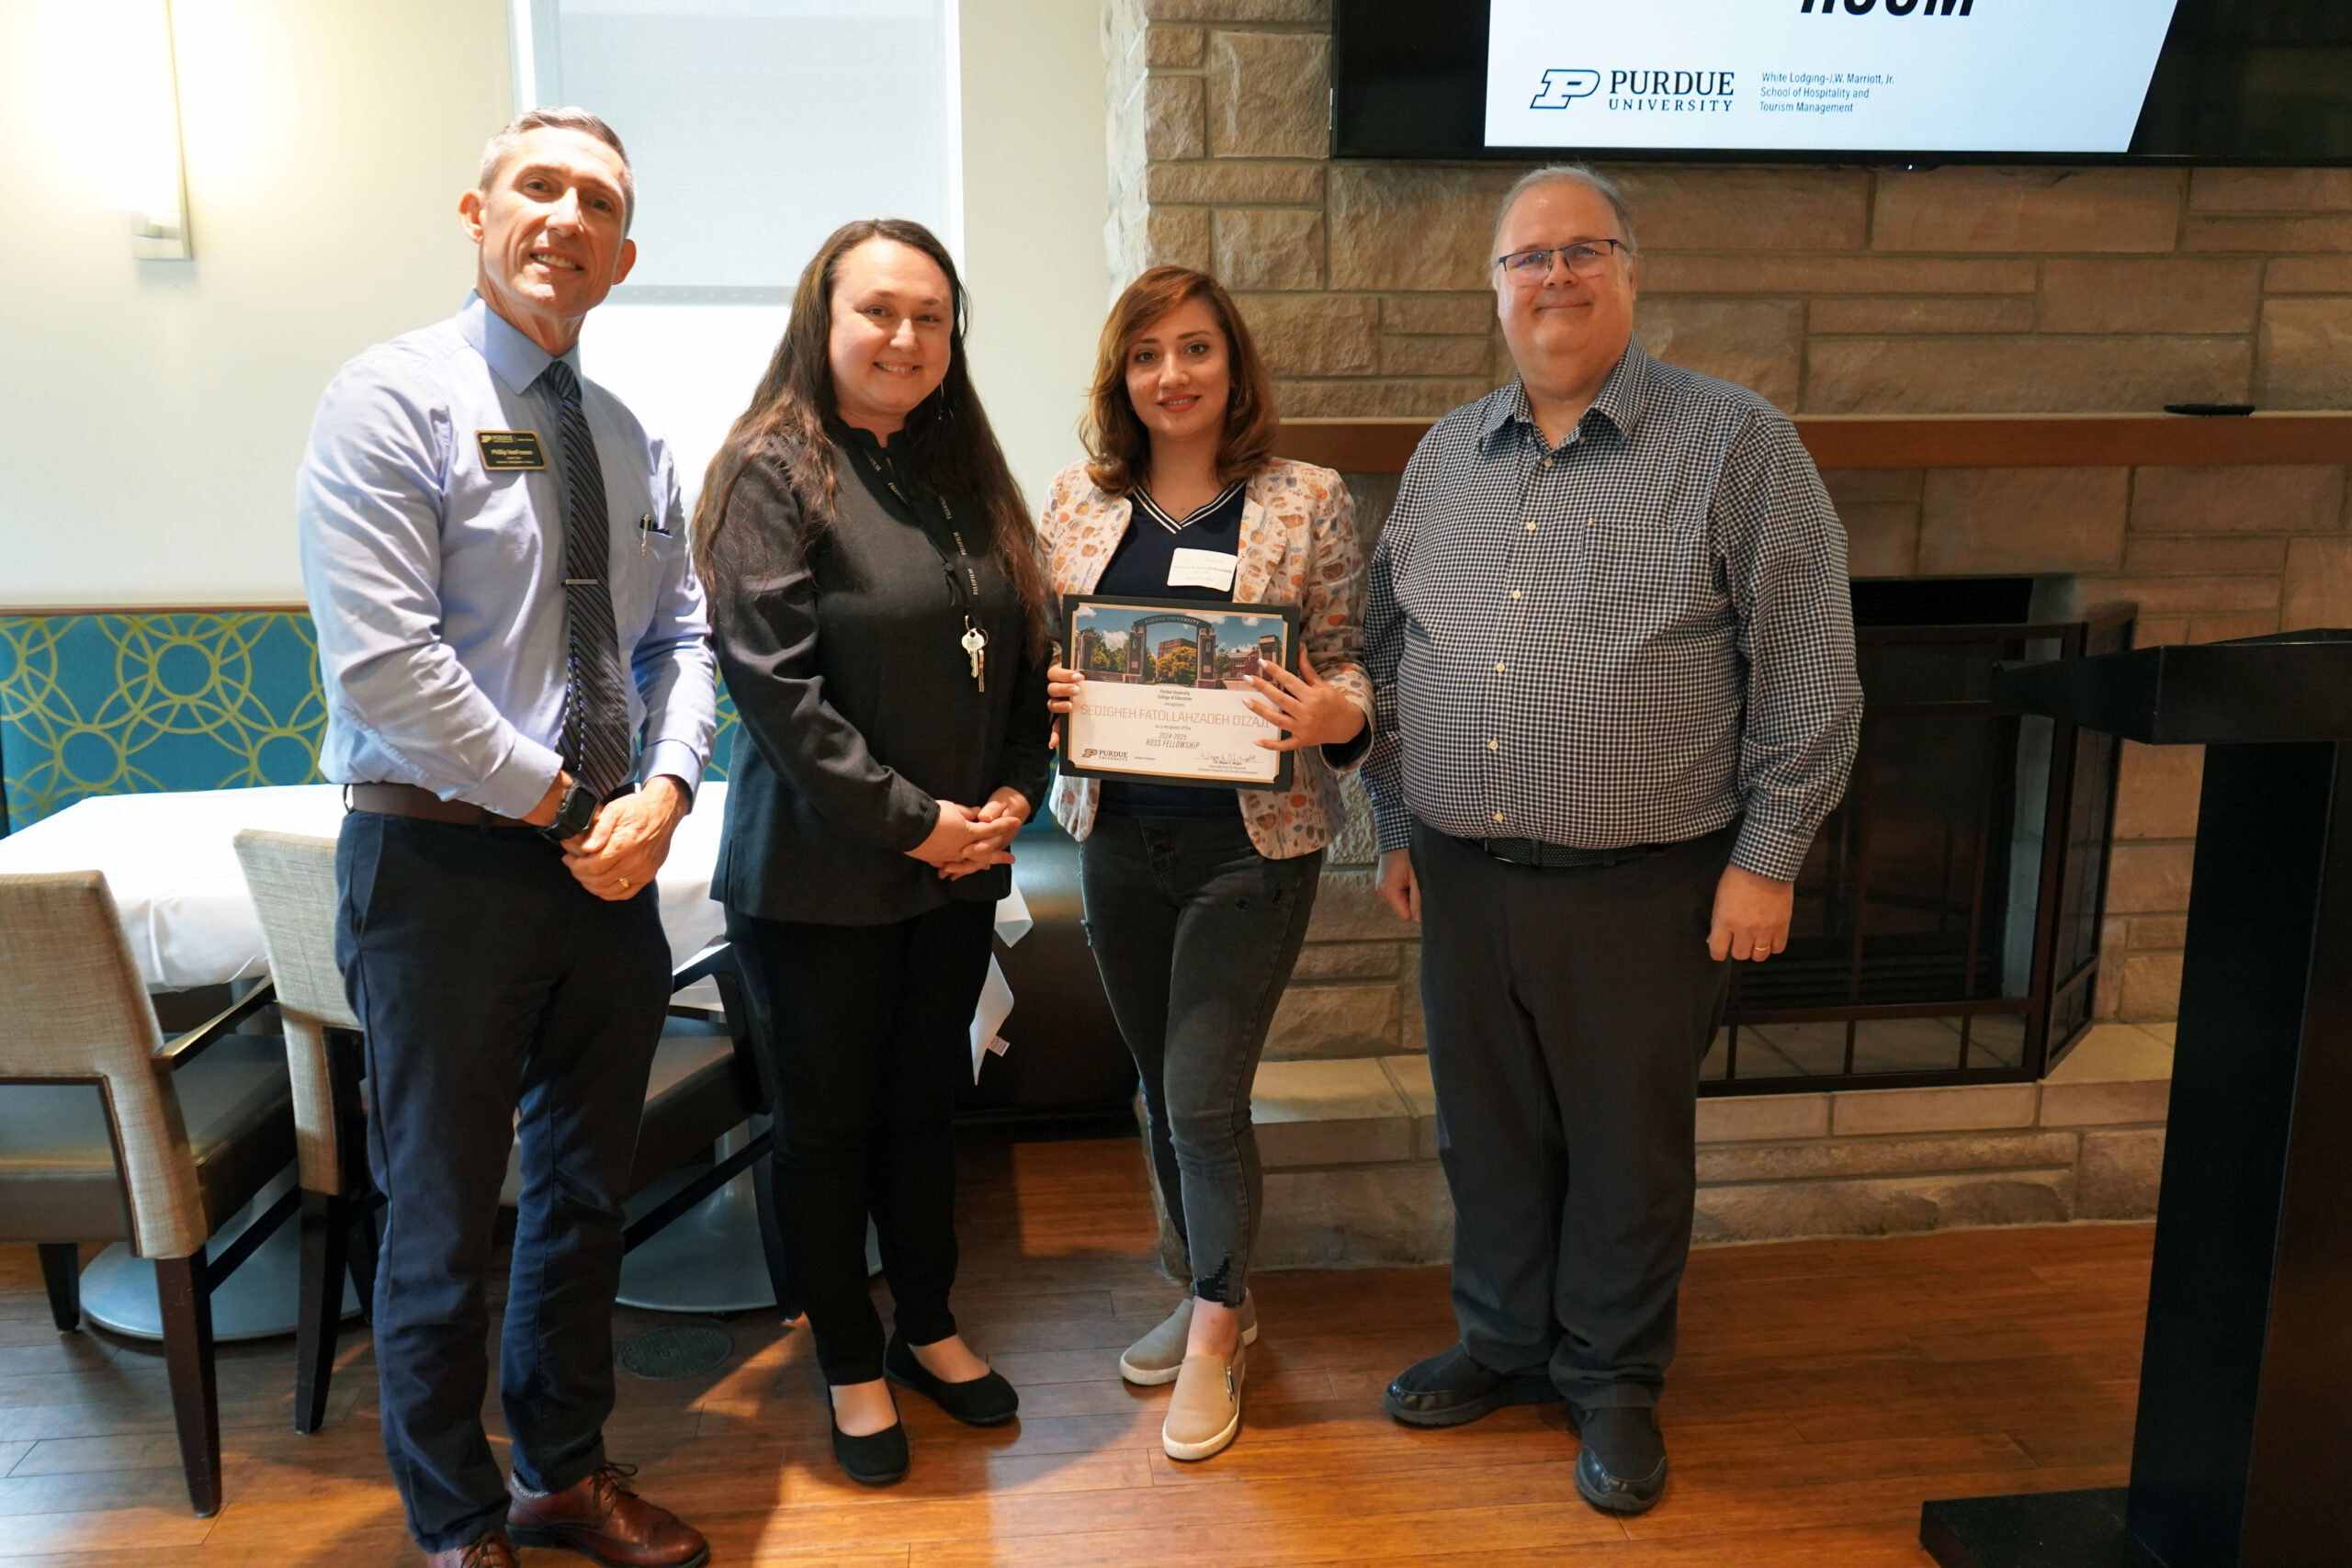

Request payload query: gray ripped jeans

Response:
[1079,811,1323,1306]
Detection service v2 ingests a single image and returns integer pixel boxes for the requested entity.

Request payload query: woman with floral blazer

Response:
[1040,265,1373,1463]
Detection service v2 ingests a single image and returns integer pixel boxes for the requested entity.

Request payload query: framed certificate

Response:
[1058,594,1305,792]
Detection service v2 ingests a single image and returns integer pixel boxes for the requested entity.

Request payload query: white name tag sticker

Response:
[1168,548,1238,592]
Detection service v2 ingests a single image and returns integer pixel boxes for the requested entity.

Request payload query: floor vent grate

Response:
[617,1324,732,1380]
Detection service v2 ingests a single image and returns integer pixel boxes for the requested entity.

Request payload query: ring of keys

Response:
[960,623,988,691]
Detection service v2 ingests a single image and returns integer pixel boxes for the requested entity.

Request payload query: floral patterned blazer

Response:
[1040,457,1374,861]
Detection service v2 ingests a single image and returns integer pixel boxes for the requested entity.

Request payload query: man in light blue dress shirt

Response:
[297,108,713,1568]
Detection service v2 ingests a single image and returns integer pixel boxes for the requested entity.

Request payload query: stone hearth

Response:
[1146,1023,2171,1273]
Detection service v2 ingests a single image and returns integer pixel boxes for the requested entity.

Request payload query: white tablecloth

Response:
[0,784,1031,1001]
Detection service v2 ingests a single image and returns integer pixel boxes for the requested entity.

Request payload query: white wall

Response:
[0,0,511,607]
[957,0,1111,513]
[0,0,1109,610]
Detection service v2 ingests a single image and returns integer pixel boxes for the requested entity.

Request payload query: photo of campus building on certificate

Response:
[1068,602,1290,690]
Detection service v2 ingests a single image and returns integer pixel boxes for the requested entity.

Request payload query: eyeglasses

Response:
[1493,240,1632,281]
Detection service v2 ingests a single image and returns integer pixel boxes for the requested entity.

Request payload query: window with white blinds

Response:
[508,0,962,500]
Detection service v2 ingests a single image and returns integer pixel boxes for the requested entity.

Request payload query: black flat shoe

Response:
[885,1333,1020,1427]
[1570,1403,1668,1514]
[830,1417,910,1486]
[1382,1343,1560,1427]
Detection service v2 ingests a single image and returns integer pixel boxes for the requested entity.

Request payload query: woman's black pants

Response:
[726,898,995,1385]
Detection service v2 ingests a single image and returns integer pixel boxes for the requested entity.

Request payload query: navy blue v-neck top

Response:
[1093,483,1249,820]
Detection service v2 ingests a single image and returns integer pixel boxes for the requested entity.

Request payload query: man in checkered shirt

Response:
[1362,164,1861,1515]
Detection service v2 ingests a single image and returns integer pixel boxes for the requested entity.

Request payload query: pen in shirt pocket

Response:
[637,513,672,554]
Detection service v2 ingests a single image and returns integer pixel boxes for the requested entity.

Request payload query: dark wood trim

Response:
[292,1030,381,1437]
[1275,420,1434,475]
[154,1254,220,1517]
[293,1191,343,1436]
[36,1245,78,1332]
[293,1187,376,1437]
[192,1183,298,1295]
[1277,413,2352,474]
[621,1133,772,1253]
[153,985,279,1073]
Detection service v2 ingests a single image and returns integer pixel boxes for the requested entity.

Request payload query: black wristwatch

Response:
[538,775,598,844]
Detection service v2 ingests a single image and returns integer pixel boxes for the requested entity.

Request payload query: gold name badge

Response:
[476,430,548,470]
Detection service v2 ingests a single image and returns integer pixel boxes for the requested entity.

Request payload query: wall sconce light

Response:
[119,0,191,258]
[55,0,195,259]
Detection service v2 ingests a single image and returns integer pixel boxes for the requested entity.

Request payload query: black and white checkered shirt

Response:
[1362,342,1861,882]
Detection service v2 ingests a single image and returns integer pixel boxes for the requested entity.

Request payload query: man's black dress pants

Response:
[1411,821,1735,1410]
[335,811,668,1553]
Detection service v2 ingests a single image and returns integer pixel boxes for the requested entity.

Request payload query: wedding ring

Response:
[618,876,630,890]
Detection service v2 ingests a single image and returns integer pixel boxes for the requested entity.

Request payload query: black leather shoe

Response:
[1571,1403,1668,1514]
[1382,1343,1560,1427]
[830,1416,910,1486]
[885,1333,1020,1427]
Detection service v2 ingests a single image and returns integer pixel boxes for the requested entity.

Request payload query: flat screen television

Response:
[1334,0,2352,164]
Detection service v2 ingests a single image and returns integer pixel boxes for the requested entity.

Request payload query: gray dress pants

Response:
[1080,812,1323,1307]
[1410,819,1734,1409]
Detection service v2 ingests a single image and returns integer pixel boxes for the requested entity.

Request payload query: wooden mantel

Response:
[1274,412,2352,475]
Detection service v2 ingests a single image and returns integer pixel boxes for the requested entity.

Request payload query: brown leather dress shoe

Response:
[425,1531,519,1567]
[506,1463,709,1568]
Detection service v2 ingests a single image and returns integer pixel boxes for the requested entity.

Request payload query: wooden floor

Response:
[0,1133,2151,1566]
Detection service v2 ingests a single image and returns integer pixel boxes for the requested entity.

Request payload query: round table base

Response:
[617,1168,778,1315]
[81,1174,361,1343]
[615,1168,884,1315]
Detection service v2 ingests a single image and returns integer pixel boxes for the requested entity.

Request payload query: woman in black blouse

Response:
[693,219,1051,1485]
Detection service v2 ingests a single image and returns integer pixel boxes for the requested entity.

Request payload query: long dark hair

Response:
[693,218,1050,659]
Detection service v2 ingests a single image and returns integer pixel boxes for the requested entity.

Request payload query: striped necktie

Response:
[536,358,633,801]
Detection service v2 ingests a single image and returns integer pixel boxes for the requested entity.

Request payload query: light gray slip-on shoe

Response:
[1117,1292,1258,1385]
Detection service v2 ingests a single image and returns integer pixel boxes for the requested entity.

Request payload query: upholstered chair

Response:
[0,870,298,1517]
[231,829,377,1436]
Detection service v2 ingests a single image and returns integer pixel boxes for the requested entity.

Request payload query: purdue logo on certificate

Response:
[1059,594,1305,792]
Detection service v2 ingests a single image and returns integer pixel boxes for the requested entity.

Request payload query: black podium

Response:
[1922,630,2352,1568]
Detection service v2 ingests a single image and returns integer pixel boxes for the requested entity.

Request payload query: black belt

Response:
[1459,836,1674,870]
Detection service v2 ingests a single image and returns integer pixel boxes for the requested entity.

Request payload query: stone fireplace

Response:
[1098,0,2352,1251]
[1105,0,2352,1043]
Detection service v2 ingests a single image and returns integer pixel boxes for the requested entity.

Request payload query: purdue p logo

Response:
[1531,68,1600,108]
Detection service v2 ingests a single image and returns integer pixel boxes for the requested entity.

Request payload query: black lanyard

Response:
[855,441,993,691]
[857,445,984,602]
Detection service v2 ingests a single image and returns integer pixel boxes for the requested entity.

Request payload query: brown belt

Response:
[345,783,535,829]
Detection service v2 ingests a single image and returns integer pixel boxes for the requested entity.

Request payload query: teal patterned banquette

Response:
[0,610,739,835]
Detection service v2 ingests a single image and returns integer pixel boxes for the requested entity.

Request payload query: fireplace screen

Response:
[1706,580,2131,1093]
